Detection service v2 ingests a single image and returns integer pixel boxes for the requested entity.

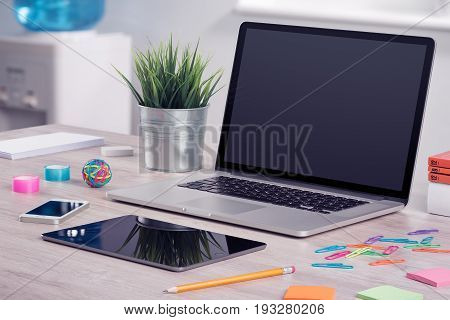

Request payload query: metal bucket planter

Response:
[139,105,208,173]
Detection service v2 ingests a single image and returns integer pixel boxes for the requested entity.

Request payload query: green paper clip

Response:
[403,244,441,249]
[361,250,387,257]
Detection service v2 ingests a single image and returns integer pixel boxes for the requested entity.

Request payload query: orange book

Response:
[428,166,450,175]
[428,172,450,185]
[429,151,450,169]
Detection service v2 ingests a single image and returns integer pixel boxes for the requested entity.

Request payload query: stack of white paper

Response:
[427,182,450,217]
[0,132,104,160]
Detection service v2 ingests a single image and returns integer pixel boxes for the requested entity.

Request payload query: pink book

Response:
[406,267,450,287]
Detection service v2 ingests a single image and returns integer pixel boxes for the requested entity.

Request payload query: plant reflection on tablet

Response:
[116,217,224,267]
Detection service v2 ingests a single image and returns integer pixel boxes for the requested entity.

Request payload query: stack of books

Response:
[427,151,450,217]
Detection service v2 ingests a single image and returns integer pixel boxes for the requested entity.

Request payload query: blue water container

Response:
[14,0,105,31]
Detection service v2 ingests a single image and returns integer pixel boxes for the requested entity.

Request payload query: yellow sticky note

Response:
[357,285,423,300]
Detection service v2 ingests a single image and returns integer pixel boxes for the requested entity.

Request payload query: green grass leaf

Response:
[115,36,223,109]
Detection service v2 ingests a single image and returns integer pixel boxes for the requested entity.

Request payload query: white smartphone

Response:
[19,199,89,225]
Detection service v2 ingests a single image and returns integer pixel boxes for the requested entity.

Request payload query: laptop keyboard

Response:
[178,176,369,214]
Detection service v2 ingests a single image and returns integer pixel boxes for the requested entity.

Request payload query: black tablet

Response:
[42,215,266,272]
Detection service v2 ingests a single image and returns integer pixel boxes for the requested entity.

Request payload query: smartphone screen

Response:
[25,201,85,217]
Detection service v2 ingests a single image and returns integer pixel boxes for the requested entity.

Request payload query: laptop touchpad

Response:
[178,197,264,215]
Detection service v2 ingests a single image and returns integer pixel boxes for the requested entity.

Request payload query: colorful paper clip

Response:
[382,246,399,255]
[404,244,440,249]
[311,263,354,269]
[420,236,433,245]
[407,229,439,236]
[369,259,405,266]
[364,235,383,244]
[379,238,408,243]
[315,245,347,254]
[325,250,352,260]
[346,247,371,258]
[379,238,418,244]
[347,244,387,250]
[361,250,386,257]
[412,248,450,253]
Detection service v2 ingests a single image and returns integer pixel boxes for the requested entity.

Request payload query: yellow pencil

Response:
[163,266,296,294]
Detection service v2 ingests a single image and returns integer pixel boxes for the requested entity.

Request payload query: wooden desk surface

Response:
[0,125,449,300]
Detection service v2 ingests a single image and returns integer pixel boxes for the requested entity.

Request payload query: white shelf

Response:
[235,0,450,32]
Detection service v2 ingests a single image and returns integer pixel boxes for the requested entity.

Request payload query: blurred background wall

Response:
[1,0,450,209]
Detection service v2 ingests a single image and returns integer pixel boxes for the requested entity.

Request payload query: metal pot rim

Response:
[139,104,209,112]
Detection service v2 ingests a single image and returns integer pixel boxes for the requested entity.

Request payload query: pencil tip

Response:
[163,290,168,293]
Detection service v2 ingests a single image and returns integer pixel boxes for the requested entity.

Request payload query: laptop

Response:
[108,22,435,237]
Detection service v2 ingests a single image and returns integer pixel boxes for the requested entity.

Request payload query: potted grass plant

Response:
[115,37,223,172]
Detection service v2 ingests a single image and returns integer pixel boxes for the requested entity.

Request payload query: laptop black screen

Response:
[217,23,434,199]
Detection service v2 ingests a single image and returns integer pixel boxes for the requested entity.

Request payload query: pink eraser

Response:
[12,175,40,193]
[291,266,296,273]
[406,267,450,287]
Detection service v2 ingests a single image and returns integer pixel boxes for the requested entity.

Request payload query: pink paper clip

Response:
[364,235,383,244]
[383,245,399,255]
[325,250,352,260]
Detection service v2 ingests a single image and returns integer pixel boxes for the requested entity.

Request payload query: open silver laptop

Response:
[108,22,435,237]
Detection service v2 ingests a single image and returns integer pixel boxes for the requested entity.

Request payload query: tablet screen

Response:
[42,215,266,271]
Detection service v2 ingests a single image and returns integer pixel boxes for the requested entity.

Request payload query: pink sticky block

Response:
[406,268,450,287]
[12,175,40,193]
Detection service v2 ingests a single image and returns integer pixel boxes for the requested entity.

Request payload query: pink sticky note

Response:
[406,268,450,287]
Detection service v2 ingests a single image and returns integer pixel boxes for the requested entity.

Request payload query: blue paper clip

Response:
[379,238,416,244]
[315,245,347,253]
[311,263,354,269]
[421,236,433,245]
